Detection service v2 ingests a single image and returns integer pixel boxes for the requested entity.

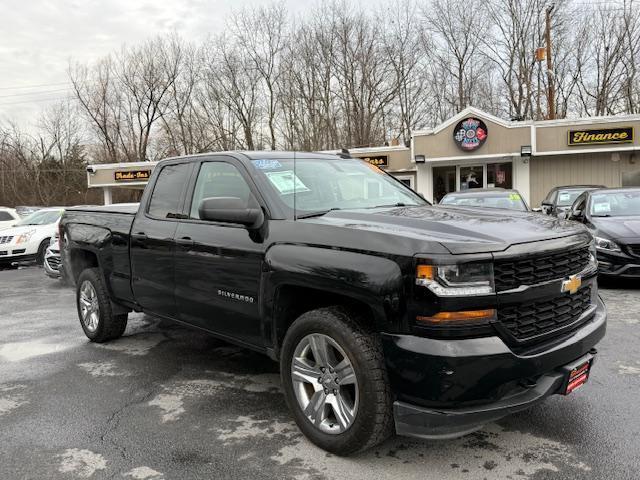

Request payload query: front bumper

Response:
[383,296,606,439]
[44,248,61,278]
[0,251,36,265]
[597,250,640,277]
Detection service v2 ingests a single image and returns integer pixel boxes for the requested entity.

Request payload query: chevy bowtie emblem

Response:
[561,275,582,295]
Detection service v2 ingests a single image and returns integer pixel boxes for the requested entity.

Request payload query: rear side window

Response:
[0,212,14,221]
[147,164,191,219]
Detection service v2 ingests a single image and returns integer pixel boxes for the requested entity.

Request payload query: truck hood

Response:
[304,205,587,254]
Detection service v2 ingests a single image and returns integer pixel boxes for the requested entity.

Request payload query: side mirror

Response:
[540,202,552,215]
[198,197,264,228]
[568,209,583,221]
[532,207,542,213]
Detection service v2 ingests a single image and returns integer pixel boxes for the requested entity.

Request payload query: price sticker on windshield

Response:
[509,193,521,201]
[265,170,310,195]
[593,202,611,214]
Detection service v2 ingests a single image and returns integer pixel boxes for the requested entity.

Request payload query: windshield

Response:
[590,190,640,217]
[250,158,427,216]
[440,192,527,211]
[15,209,63,226]
[557,189,586,207]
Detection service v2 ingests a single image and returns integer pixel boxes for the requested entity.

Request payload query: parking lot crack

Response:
[99,385,161,461]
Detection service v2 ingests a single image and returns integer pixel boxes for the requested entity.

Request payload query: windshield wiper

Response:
[369,202,410,208]
[296,207,342,219]
[591,214,611,217]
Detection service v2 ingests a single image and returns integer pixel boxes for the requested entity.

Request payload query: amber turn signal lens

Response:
[416,264,434,280]
[416,309,496,325]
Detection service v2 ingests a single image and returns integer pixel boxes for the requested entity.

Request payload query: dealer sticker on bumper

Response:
[562,352,596,395]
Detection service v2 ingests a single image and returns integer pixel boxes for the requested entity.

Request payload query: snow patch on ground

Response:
[271,424,591,480]
[148,373,281,422]
[78,361,127,377]
[617,361,640,375]
[96,333,165,356]
[148,394,185,423]
[0,384,27,416]
[216,416,297,442]
[123,466,164,479]
[0,339,73,362]
[57,449,107,478]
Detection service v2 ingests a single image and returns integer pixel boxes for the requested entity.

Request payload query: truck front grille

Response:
[494,246,590,292]
[498,286,592,342]
[0,236,13,245]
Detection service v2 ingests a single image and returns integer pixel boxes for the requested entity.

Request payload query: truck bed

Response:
[62,203,139,305]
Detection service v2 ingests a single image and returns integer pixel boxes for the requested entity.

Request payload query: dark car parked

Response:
[540,185,605,218]
[61,152,605,455]
[567,187,640,277]
[439,188,529,211]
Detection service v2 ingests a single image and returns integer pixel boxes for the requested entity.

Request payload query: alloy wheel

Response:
[291,333,359,434]
[79,280,100,333]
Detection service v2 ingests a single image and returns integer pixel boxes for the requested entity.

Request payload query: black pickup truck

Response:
[61,152,606,455]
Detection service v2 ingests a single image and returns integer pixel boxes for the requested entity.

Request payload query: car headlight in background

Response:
[416,262,494,296]
[15,230,36,244]
[594,236,621,253]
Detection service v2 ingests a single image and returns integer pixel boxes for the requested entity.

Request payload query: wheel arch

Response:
[263,244,405,360]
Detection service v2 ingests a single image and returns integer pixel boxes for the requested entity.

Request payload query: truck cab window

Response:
[190,162,252,219]
[147,164,191,219]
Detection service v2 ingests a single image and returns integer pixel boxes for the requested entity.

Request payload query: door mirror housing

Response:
[540,202,552,215]
[568,209,584,221]
[198,197,264,228]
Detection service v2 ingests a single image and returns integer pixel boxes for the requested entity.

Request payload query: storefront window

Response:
[487,162,513,189]
[460,166,483,190]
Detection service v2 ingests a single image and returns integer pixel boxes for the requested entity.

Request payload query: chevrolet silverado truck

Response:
[60,152,606,455]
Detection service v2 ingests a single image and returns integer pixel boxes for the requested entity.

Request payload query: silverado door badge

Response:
[561,275,582,295]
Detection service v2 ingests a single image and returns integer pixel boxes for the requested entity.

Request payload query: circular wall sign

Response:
[453,117,488,151]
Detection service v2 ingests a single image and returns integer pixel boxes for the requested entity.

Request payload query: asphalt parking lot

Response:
[0,266,639,480]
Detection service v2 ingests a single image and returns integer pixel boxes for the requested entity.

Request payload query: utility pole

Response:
[545,4,556,119]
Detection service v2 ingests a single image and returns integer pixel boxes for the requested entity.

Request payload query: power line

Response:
[0,96,78,107]
[0,81,70,91]
[0,88,71,99]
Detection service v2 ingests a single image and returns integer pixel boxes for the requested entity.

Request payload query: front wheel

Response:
[36,238,50,266]
[76,268,128,342]
[280,306,393,455]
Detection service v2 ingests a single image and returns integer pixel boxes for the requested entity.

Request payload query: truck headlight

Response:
[594,236,621,253]
[16,230,35,244]
[416,262,494,296]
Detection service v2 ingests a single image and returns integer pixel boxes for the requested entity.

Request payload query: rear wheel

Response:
[280,306,393,455]
[76,268,128,342]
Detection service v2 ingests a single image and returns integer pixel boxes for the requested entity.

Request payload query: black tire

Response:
[36,238,50,266]
[76,268,128,343]
[280,306,393,455]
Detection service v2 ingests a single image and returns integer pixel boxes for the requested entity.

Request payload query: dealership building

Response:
[373,107,640,206]
[87,106,640,207]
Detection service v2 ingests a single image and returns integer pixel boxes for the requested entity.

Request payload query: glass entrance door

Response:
[433,166,456,203]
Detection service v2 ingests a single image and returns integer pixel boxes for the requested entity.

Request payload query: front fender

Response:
[263,244,406,352]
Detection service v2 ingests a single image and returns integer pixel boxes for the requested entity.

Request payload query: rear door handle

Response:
[176,236,194,247]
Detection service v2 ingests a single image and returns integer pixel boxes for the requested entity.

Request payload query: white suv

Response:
[0,208,64,267]
[0,207,20,231]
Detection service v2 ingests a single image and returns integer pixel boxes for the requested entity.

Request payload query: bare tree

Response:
[424,0,489,112]
[230,3,287,150]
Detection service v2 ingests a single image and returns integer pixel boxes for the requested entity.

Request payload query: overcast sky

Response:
[0,0,314,129]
